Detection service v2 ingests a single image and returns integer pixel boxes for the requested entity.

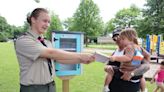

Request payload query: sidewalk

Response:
[144,63,159,81]
[82,48,114,54]
[144,60,163,81]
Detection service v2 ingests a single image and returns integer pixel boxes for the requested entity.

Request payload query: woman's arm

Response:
[120,60,150,81]
[40,48,95,64]
[141,47,150,61]
[132,60,150,76]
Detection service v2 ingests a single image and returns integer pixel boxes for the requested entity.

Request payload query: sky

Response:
[0,0,146,26]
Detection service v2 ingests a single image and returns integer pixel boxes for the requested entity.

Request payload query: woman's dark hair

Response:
[161,61,164,65]
[27,8,48,26]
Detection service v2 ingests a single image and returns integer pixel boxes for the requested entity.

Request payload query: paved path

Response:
[144,60,163,81]
[82,48,114,54]
[144,63,159,80]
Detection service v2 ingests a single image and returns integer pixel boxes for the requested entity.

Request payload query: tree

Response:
[65,0,104,46]
[114,5,141,28]
[0,16,10,42]
[105,5,143,37]
[22,21,30,33]
[104,18,116,35]
[0,16,8,33]
[140,0,164,36]
[46,12,63,41]
[12,25,26,39]
[63,18,74,31]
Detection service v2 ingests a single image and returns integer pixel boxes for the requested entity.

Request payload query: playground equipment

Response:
[146,34,164,63]
[52,31,84,92]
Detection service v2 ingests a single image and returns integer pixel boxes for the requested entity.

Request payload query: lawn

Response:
[85,43,117,50]
[0,42,156,92]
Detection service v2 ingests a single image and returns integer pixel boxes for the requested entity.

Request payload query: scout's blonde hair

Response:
[120,28,138,45]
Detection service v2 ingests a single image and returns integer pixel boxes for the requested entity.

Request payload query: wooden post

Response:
[59,76,74,92]
[62,80,69,92]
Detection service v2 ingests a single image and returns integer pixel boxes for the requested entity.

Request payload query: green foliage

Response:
[105,5,142,37]
[46,12,63,40]
[0,32,8,42]
[104,18,115,34]
[112,5,140,28]
[0,16,8,33]
[0,16,10,41]
[64,17,74,31]
[0,15,27,42]
[138,0,164,37]
[65,0,104,37]
[136,17,152,38]
[22,21,30,33]
[12,25,26,39]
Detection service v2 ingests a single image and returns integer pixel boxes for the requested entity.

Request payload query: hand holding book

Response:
[93,52,111,63]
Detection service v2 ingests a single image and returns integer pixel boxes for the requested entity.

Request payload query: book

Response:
[94,51,110,63]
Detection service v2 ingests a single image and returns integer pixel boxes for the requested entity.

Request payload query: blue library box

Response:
[52,31,84,76]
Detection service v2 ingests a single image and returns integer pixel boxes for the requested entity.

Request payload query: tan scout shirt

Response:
[15,31,55,85]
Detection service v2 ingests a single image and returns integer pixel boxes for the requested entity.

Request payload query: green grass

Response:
[85,43,117,50]
[0,42,156,92]
[0,42,20,92]
[146,81,156,92]
[55,62,105,92]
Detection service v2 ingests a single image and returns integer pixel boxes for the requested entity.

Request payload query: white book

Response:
[94,52,110,63]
